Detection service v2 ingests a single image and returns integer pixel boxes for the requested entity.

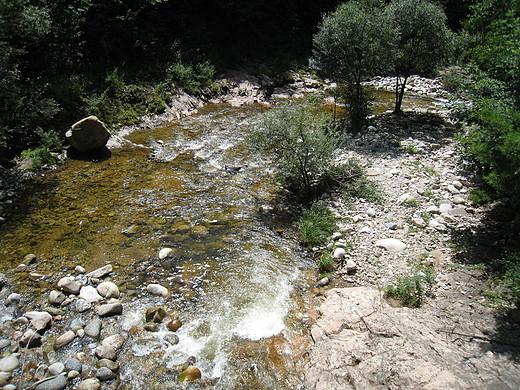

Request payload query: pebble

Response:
[317,277,330,287]
[33,375,68,390]
[366,208,376,218]
[75,299,92,313]
[84,318,102,339]
[164,334,179,346]
[55,330,76,349]
[96,302,123,317]
[25,311,52,332]
[375,238,406,252]
[5,293,21,305]
[64,358,82,373]
[96,366,116,381]
[158,248,173,259]
[96,281,119,298]
[0,339,10,350]
[75,265,86,274]
[447,184,460,194]
[453,180,463,189]
[439,203,452,214]
[426,205,440,214]
[49,290,66,305]
[68,370,81,379]
[331,232,342,241]
[453,196,465,205]
[411,218,427,228]
[20,328,42,348]
[4,385,16,390]
[101,334,126,350]
[94,345,117,361]
[79,286,103,303]
[345,259,357,272]
[48,362,66,375]
[0,355,20,372]
[96,359,119,372]
[0,372,10,386]
[180,366,201,382]
[167,319,182,332]
[86,265,113,279]
[76,378,101,390]
[57,277,81,295]
[333,247,346,260]
[146,283,169,297]
[386,222,398,230]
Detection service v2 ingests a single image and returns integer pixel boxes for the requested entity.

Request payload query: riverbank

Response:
[303,78,520,388]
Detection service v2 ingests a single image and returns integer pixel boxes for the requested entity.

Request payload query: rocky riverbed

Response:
[303,76,520,389]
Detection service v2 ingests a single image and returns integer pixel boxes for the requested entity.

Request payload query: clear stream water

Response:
[0,90,437,389]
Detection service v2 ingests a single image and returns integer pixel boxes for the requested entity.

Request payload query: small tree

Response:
[250,103,336,198]
[384,0,452,114]
[310,1,391,129]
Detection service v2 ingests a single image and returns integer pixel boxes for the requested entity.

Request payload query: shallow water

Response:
[0,91,440,388]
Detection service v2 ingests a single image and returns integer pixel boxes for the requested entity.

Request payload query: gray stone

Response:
[79,286,103,303]
[75,299,92,313]
[69,318,86,329]
[64,358,82,373]
[412,218,427,228]
[386,222,398,230]
[5,293,21,305]
[146,283,169,297]
[333,247,346,260]
[0,339,10,349]
[447,184,460,194]
[49,290,66,305]
[57,277,81,294]
[85,264,113,279]
[75,265,86,274]
[0,371,11,386]
[158,247,173,260]
[4,384,16,390]
[331,232,342,241]
[375,238,406,252]
[0,355,20,372]
[20,328,42,347]
[84,318,102,339]
[96,367,116,381]
[96,302,122,317]
[426,205,440,214]
[94,345,117,361]
[439,203,452,214]
[48,362,65,376]
[164,333,179,346]
[33,375,68,390]
[366,208,376,218]
[68,370,81,379]
[345,259,357,272]
[453,180,463,190]
[66,116,110,152]
[317,277,330,287]
[76,378,101,390]
[96,359,119,372]
[55,331,75,349]
[25,311,52,332]
[101,334,125,350]
[450,207,468,217]
[96,281,119,299]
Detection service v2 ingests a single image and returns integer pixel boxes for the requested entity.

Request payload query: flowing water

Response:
[0,90,439,389]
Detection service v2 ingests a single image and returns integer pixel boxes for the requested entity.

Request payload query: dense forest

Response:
[0,0,477,163]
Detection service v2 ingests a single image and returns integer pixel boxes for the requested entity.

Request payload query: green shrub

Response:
[21,146,57,171]
[386,266,436,307]
[298,202,337,247]
[319,253,336,274]
[250,103,336,198]
[166,60,216,96]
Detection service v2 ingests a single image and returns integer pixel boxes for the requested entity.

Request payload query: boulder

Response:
[66,116,110,152]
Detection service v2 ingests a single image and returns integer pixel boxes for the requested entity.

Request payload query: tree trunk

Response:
[394,74,409,115]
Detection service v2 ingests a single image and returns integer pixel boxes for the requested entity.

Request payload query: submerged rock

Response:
[145,307,167,323]
[179,366,201,382]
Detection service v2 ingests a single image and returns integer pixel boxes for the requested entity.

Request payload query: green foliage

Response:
[384,0,452,113]
[319,253,336,274]
[166,60,216,96]
[298,202,337,247]
[21,146,57,171]
[310,1,391,129]
[251,103,336,197]
[460,100,520,205]
[386,266,436,307]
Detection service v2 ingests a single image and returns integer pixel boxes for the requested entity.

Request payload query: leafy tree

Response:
[384,0,452,113]
[310,1,392,129]
[250,103,336,197]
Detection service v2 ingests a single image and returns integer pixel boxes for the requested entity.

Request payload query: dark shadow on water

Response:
[66,146,112,162]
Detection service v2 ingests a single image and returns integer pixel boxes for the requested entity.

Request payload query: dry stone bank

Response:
[304,77,520,389]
